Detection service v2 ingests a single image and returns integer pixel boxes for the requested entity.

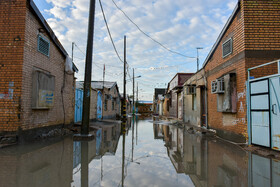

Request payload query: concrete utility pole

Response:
[133,68,135,115]
[81,0,96,135]
[136,82,138,113]
[196,47,203,71]
[122,36,127,121]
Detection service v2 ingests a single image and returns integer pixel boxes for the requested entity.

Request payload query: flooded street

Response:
[1,118,280,187]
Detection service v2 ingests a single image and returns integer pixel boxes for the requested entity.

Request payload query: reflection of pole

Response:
[81,0,96,134]
[101,157,103,182]
[131,116,135,162]
[136,116,138,145]
[121,123,126,187]
[81,142,89,187]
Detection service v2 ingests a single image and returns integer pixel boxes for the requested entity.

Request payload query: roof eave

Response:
[202,2,240,68]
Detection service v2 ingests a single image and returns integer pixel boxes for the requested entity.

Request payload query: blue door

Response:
[97,91,102,119]
[75,89,83,123]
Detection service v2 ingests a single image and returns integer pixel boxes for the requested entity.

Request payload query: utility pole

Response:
[81,0,96,136]
[122,36,127,121]
[133,68,135,115]
[196,47,203,71]
[72,42,74,63]
[136,82,138,113]
[102,64,105,120]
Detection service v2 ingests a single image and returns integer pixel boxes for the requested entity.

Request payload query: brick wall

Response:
[0,0,27,132]
[20,4,75,130]
[205,0,280,142]
[205,3,247,142]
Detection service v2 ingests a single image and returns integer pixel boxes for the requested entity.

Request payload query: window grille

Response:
[222,38,232,58]
[38,35,50,56]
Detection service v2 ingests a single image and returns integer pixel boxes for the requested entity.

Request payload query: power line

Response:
[74,43,86,56]
[99,0,123,63]
[111,0,196,59]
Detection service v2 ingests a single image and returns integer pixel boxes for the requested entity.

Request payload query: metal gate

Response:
[75,89,83,123]
[248,60,280,150]
[97,91,102,119]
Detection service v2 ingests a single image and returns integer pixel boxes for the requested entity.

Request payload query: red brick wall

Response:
[0,0,27,132]
[21,3,75,130]
[205,0,280,142]
[205,5,247,140]
[243,0,280,51]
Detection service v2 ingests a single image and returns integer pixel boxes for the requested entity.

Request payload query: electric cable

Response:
[111,0,196,59]
[99,0,123,63]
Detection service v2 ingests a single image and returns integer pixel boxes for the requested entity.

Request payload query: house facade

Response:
[153,88,166,115]
[76,81,121,121]
[183,69,207,127]
[0,0,77,140]
[202,0,280,143]
[165,73,193,119]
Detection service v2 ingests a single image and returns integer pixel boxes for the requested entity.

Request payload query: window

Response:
[112,100,115,110]
[192,94,197,111]
[216,73,237,113]
[104,99,108,111]
[186,85,196,95]
[32,69,55,109]
[222,38,232,58]
[38,35,50,56]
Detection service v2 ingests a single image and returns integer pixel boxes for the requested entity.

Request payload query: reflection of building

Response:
[73,123,121,167]
[154,124,255,187]
[0,138,73,187]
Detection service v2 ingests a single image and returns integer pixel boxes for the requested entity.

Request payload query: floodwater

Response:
[1,117,280,187]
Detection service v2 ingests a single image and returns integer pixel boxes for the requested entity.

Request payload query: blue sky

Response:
[34,0,237,101]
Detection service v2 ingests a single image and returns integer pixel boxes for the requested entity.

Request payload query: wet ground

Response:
[0,117,280,187]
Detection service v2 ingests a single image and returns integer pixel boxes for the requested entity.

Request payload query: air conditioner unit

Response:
[186,85,196,95]
[211,80,218,94]
[216,78,225,94]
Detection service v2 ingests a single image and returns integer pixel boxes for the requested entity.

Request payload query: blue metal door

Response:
[97,91,102,119]
[75,89,83,123]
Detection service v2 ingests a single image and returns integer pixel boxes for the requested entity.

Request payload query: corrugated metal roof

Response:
[76,81,117,90]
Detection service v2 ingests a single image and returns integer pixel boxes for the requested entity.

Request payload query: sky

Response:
[33,0,237,101]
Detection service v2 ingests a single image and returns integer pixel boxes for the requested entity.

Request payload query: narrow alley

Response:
[0,117,279,187]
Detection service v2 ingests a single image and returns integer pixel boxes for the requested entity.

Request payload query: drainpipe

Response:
[204,75,208,128]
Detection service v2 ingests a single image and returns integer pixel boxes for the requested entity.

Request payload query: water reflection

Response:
[1,119,280,187]
[154,123,280,187]
[0,138,73,187]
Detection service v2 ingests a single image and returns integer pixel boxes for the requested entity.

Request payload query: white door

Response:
[250,80,270,147]
[270,77,280,151]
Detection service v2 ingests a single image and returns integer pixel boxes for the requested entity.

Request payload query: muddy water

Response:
[0,118,279,187]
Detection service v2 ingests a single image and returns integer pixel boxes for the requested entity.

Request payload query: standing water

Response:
[0,117,279,187]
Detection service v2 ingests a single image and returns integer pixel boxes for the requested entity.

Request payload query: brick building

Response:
[202,0,280,142]
[165,73,193,119]
[0,0,78,140]
[76,81,121,120]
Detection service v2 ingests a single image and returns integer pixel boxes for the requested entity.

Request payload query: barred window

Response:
[222,38,232,58]
[38,35,50,56]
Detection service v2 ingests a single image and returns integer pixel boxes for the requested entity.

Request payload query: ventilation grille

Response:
[222,38,232,58]
[38,35,50,56]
